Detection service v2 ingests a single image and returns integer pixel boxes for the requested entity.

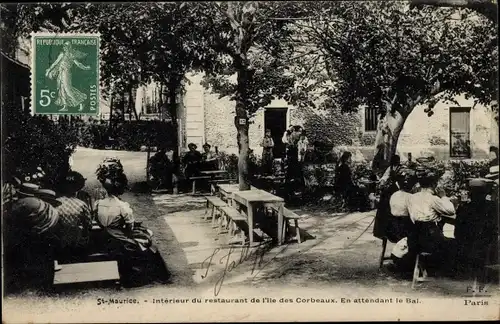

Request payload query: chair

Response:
[378,237,392,269]
[411,252,431,289]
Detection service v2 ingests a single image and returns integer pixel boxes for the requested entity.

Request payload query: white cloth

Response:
[391,237,408,259]
[407,189,456,223]
[389,190,411,217]
[95,195,134,227]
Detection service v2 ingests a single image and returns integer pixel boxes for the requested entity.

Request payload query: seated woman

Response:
[201,143,218,171]
[455,178,498,275]
[386,170,416,243]
[5,182,61,293]
[334,151,364,210]
[94,160,169,287]
[54,171,92,260]
[407,170,457,274]
[149,147,174,191]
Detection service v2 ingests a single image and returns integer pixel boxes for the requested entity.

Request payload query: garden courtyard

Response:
[4,147,498,322]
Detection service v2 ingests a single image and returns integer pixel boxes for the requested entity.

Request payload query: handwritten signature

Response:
[201,241,292,296]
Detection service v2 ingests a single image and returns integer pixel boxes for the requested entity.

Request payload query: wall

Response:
[396,94,493,159]
[182,72,495,160]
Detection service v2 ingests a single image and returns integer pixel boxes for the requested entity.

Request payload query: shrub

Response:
[361,133,377,146]
[435,159,490,197]
[3,102,78,188]
[429,135,448,146]
[75,120,176,151]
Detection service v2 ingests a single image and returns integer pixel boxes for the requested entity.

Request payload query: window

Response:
[364,106,379,132]
[449,107,471,158]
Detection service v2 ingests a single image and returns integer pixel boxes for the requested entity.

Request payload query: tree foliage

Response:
[186,2,306,189]
[291,2,497,116]
[190,2,301,115]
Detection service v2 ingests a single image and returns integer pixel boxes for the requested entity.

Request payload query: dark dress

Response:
[149,153,174,189]
[95,196,169,287]
[455,200,498,274]
[334,163,362,209]
[183,150,203,179]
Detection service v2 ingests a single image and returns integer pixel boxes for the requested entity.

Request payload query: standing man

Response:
[261,129,275,175]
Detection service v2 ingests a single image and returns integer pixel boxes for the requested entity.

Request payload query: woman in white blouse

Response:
[94,159,168,287]
[406,171,457,274]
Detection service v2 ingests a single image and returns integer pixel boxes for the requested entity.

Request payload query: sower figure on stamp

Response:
[45,41,90,112]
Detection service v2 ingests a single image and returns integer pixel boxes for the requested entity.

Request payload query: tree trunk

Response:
[168,80,180,162]
[168,79,181,194]
[108,92,114,127]
[372,109,407,176]
[235,104,251,191]
[235,59,251,191]
[128,86,133,121]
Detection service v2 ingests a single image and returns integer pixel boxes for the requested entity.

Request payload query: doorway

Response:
[264,108,288,158]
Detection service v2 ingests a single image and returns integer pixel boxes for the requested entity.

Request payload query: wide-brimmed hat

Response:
[188,143,197,149]
[17,183,40,197]
[202,143,211,149]
[485,165,499,179]
[34,188,62,207]
[468,178,495,188]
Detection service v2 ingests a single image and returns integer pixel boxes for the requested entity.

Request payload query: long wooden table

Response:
[232,189,285,246]
[200,170,228,179]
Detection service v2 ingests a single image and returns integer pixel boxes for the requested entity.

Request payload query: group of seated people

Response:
[148,142,219,191]
[3,158,168,293]
[374,158,499,278]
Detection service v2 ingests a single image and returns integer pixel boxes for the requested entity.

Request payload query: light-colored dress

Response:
[48,50,88,108]
[297,137,309,162]
[95,196,151,251]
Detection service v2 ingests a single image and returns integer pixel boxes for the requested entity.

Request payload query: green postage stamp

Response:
[31,33,100,115]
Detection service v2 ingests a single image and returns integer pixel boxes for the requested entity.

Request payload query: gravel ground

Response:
[3,147,499,322]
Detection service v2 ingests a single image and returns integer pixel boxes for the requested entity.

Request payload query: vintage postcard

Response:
[2,1,499,323]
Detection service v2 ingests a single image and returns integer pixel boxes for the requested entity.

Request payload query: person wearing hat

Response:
[94,167,167,287]
[54,171,92,257]
[182,143,202,179]
[149,147,174,191]
[454,178,498,276]
[261,129,275,175]
[384,169,418,271]
[201,142,218,171]
[406,171,457,274]
[4,193,61,292]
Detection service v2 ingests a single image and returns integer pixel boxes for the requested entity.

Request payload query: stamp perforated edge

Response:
[30,32,101,116]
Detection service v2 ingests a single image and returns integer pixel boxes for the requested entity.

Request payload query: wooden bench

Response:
[271,206,303,244]
[53,260,120,286]
[190,176,212,195]
[220,205,248,245]
[204,196,228,229]
[209,179,238,195]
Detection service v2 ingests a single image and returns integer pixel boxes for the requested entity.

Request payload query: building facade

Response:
[179,73,498,160]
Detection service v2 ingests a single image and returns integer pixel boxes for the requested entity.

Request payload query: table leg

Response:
[248,203,254,246]
[277,203,284,245]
